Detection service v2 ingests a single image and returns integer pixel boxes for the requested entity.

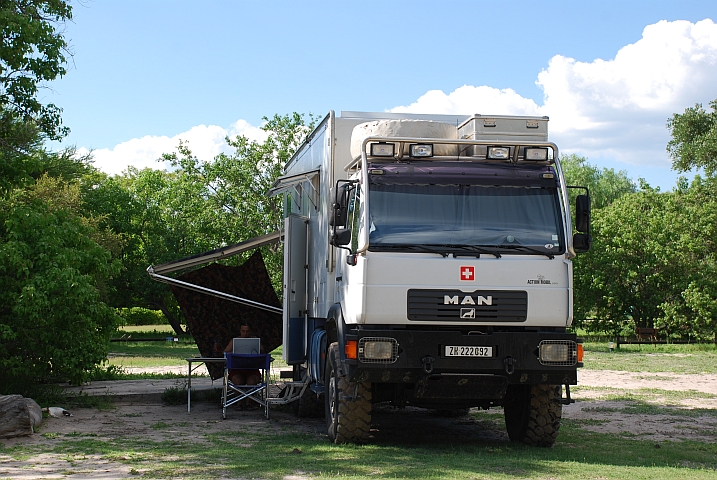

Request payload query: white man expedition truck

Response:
[270,111,590,447]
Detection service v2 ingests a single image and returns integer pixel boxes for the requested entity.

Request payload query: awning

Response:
[146,230,284,314]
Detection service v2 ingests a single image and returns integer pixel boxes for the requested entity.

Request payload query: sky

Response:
[46,1,717,190]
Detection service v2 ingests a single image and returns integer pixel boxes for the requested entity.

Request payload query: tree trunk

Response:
[0,395,42,438]
[152,297,186,335]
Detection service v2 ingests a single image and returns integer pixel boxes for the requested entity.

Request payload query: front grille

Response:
[407,289,527,322]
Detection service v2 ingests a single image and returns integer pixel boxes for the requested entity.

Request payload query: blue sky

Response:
[47,1,717,190]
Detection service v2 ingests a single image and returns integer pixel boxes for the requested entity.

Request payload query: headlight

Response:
[370,142,395,157]
[487,146,510,160]
[524,147,549,161]
[538,340,577,366]
[409,144,433,158]
[359,337,399,364]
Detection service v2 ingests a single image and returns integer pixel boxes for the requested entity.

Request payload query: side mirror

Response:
[331,228,352,246]
[329,184,350,227]
[573,233,592,253]
[575,194,590,233]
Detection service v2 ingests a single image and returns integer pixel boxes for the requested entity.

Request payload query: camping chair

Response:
[222,353,272,419]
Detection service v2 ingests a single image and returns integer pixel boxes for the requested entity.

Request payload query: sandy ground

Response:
[1,369,716,479]
[578,369,717,395]
[124,366,717,395]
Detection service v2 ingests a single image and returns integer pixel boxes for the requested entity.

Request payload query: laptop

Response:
[232,338,261,355]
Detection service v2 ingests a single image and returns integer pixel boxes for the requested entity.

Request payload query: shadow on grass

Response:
[25,426,716,479]
[9,404,716,479]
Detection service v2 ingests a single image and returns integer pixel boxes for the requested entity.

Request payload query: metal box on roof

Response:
[458,115,549,143]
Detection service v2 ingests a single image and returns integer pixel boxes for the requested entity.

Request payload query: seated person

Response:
[223,324,262,387]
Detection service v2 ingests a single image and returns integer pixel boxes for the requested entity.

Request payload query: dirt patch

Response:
[579,370,717,395]
[564,399,717,444]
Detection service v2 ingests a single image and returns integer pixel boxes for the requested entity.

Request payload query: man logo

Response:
[444,295,493,306]
[460,308,476,319]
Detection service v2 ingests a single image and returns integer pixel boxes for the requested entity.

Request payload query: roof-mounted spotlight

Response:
[409,144,433,158]
[487,146,510,160]
[525,147,549,161]
[370,142,395,157]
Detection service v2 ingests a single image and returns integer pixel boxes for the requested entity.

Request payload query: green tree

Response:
[561,154,638,332]
[573,178,717,340]
[667,98,717,176]
[561,154,637,209]
[0,174,121,388]
[86,113,316,334]
[0,1,126,390]
[654,176,717,341]
[0,0,72,141]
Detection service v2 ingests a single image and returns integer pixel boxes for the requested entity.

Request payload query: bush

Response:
[116,307,167,326]
[0,181,121,387]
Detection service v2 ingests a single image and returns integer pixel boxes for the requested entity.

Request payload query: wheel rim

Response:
[328,374,337,419]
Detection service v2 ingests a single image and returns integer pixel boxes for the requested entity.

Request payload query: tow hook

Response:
[561,384,575,405]
[421,355,435,374]
[503,356,516,375]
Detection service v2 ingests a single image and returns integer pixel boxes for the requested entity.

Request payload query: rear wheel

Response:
[503,384,562,447]
[324,342,372,444]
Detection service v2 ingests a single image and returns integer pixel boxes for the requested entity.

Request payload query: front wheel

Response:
[503,384,562,447]
[324,342,372,444]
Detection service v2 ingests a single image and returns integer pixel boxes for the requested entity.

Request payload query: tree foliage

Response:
[560,154,637,209]
[0,174,121,388]
[86,113,316,335]
[572,178,717,340]
[667,98,717,176]
[0,0,124,390]
[0,0,72,140]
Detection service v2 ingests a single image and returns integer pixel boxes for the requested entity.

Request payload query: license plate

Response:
[445,346,493,357]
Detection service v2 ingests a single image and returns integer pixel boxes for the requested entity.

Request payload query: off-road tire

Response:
[503,384,562,447]
[325,342,372,444]
[296,388,325,418]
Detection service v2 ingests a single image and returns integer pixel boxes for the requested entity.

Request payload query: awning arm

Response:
[146,230,284,315]
[147,272,282,315]
[267,169,319,209]
[149,230,283,275]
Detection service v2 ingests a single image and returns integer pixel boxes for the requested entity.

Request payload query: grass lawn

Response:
[104,325,287,377]
[581,342,717,374]
[4,419,716,479]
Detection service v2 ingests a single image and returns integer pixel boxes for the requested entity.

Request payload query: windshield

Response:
[367,183,564,255]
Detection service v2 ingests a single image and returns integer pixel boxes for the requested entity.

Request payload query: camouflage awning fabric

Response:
[171,251,282,380]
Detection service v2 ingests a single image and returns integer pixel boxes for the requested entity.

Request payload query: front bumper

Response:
[346,329,580,389]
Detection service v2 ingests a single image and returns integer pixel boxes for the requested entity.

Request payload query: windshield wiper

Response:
[490,244,555,259]
[427,244,501,259]
[370,244,452,257]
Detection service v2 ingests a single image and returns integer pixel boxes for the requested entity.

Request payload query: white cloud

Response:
[85,121,268,176]
[391,19,717,171]
[391,85,542,116]
[539,19,717,166]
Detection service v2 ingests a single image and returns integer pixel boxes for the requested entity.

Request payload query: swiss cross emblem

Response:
[460,266,475,281]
